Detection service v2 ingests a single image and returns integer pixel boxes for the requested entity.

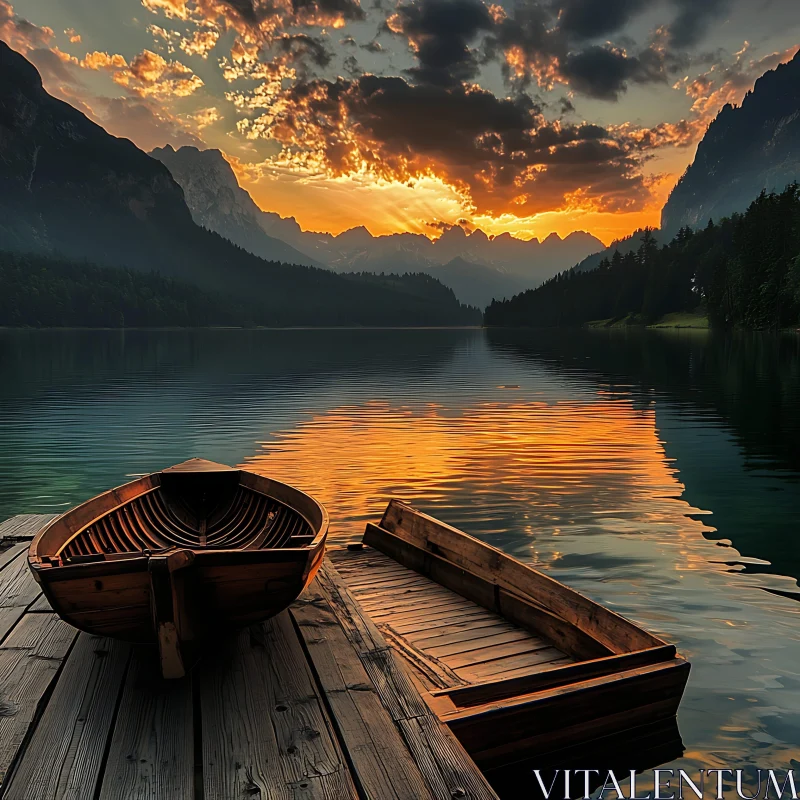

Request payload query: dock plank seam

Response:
[0,614,79,797]
[306,564,498,800]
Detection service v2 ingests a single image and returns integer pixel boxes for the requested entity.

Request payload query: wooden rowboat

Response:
[330,500,690,768]
[28,458,328,679]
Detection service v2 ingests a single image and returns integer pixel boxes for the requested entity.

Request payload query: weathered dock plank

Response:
[293,578,434,800]
[0,543,29,574]
[0,515,56,543]
[200,613,358,800]
[305,563,498,800]
[0,515,498,800]
[2,635,132,800]
[0,614,77,787]
[97,652,194,800]
[0,554,44,643]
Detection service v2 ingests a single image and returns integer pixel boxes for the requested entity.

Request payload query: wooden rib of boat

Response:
[330,500,690,768]
[28,458,328,679]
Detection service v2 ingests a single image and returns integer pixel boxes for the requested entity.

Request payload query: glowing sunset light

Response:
[3,0,798,242]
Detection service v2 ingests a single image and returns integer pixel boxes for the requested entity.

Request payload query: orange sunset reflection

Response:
[239,396,710,570]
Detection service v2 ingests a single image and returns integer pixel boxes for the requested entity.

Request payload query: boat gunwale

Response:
[375,499,666,653]
[28,462,329,573]
[359,500,686,700]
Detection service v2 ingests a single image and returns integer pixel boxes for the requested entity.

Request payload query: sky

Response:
[2,0,799,245]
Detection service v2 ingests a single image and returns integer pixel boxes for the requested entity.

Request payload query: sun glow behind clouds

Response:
[5,0,800,242]
[240,165,674,244]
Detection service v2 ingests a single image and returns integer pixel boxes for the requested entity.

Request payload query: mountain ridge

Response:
[150,145,323,268]
[151,145,604,306]
[661,49,800,236]
[0,42,479,326]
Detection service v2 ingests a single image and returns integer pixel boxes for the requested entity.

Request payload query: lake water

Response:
[1,327,799,792]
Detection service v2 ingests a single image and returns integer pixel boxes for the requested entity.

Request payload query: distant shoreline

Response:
[0,325,486,332]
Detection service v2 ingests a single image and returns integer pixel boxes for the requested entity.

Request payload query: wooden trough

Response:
[331,500,690,768]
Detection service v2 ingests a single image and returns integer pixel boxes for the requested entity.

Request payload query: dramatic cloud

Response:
[4,0,796,243]
[197,0,364,36]
[613,43,800,151]
[384,0,683,101]
[180,28,219,57]
[668,0,731,47]
[387,0,494,86]
[0,0,53,52]
[556,0,648,40]
[248,74,651,216]
[560,43,669,100]
[81,48,203,98]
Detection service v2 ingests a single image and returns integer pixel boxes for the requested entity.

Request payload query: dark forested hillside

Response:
[485,185,800,330]
[661,50,800,237]
[0,251,481,327]
[0,252,248,327]
[0,42,478,327]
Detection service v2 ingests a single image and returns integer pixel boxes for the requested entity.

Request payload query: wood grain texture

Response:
[3,635,132,800]
[434,645,678,708]
[292,583,433,800]
[0,515,56,543]
[380,625,467,690]
[446,660,690,768]
[0,554,43,643]
[26,594,52,613]
[97,650,194,800]
[0,613,77,789]
[0,543,30,575]
[311,563,498,800]
[378,504,660,654]
[334,546,571,689]
[200,613,357,800]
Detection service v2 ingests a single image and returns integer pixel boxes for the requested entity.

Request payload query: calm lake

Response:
[1,327,799,791]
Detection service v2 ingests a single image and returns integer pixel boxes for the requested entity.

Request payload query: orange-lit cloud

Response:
[238,75,654,220]
[0,0,53,52]
[4,0,799,245]
[81,48,203,98]
[610,42,800,154]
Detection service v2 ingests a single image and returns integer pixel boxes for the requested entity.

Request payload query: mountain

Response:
[154,146,603,306]
[487,183,800,330]
[0,42,196,267]
[661,50,800,237]
[426,257,531,307]
[150,145,321,268]
[283,223,604,303]
[0,42,479,326]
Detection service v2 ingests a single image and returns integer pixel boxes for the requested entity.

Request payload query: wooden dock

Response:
[0,515,498,800]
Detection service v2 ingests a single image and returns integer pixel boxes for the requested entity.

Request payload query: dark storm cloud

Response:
[555,0,649,40]
[560,43,669,100]
[291,0,366,22]
[269,74,650,214]
[668,0,731,47]
[389,0,494,86]
[217,0,365,27]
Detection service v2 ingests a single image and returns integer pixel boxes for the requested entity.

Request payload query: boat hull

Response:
[334,499,690,769]
[28,459,328,677]
[443,657,690,768]
[36,545,325,642]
